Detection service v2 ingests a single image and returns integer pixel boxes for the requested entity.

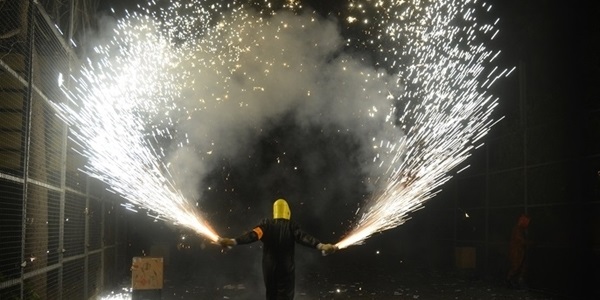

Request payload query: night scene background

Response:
[0,0,598,299]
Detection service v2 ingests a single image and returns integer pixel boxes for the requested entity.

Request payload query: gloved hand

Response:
[217,237,237,248]
[317,243,338,256]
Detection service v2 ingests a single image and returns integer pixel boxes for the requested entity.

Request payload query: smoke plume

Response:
[166,9,403,226]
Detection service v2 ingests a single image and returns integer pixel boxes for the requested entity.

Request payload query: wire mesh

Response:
[0,1,129,298]
[27,11,70,187]
[21,185,61,268]
[103,247,116,288]
[104,201,116,246]
[26,94,65,186]
[23,269,59,300]
[47,268,61,300]
[64,191,86,256]
[0,52,26,177]
[24,184,52,272]
[0,179,23,280]
[89,177,110,200]
[88,252,102,296]
[0,283,21,300]
[47,188,61,265]
[89,197,102,250]
[65,138,87,193]
[62,258,84,299]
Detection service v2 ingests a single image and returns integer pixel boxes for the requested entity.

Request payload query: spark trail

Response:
[52,0,507,247]
[54,5,220,242]
[336,0,508,249]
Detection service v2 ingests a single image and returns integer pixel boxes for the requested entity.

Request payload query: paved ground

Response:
[164,273,558,300]
[100,267,563,300]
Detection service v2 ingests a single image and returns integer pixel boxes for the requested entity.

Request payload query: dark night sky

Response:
[98,1,596,284]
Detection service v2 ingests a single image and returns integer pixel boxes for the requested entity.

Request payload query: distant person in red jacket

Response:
[218,198,337,300]
[507,213,531,289]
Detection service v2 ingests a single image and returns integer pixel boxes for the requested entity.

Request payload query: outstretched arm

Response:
[235,227,262,245]
[218,225,262,248]
[291,221,337,255]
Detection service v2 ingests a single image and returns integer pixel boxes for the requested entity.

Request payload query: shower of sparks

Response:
[336,0,505,249]
[54,2,220,242]
[51,0,506,248]
[99,288,132,300]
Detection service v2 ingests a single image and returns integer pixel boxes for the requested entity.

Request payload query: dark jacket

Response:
[235,218,321,300]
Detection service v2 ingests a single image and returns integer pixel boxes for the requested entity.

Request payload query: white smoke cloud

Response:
[167,9,403,201]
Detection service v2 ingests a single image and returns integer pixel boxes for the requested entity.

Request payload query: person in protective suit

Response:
[506,213,531,289]
[218,198,337,300]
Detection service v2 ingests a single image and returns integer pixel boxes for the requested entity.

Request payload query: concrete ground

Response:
[100,266,563,300]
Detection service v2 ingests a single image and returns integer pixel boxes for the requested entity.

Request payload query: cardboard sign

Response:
[131,257,163,290]
[455,247,476,269]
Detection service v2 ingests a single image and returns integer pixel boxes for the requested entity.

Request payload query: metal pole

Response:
[519,60,528,213]
[20,0,36,298]
[100,199,105,291]
[84,177,90,298]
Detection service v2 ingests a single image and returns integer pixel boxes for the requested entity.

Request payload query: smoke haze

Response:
[166,9,403,229]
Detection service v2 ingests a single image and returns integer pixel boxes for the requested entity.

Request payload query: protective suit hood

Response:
[273,199,291,220]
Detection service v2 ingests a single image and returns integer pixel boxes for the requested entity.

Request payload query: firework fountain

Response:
[333,0,511,249]
[52,0,509,247]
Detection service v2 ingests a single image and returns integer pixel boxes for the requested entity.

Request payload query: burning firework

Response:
[52,0,508,247]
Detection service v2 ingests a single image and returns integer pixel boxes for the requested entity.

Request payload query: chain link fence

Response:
[1,1,129,299]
